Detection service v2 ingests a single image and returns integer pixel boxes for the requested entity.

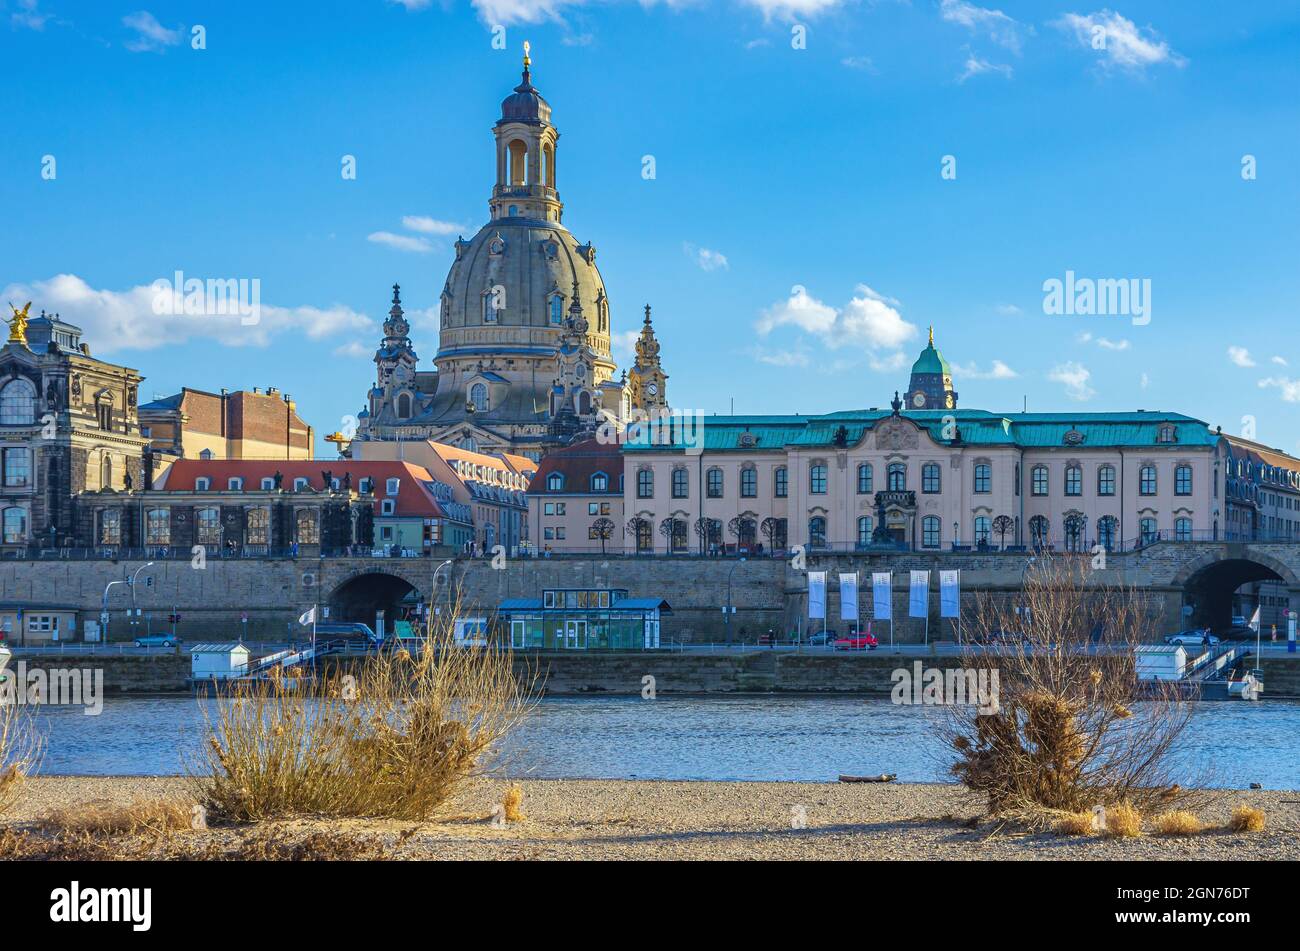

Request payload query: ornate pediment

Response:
[1063,428,1085,446]
[873,416,920,451]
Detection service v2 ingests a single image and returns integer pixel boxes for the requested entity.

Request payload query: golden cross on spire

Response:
[523,40,531,69]
[928,324,934,347]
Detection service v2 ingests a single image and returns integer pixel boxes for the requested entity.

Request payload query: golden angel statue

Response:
[6,301,31,345]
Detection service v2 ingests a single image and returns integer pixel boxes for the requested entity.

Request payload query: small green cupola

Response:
[904,326,957,410]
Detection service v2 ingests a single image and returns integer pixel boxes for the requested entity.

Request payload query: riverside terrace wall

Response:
[7,544,1300,644]
[10,648,1300,696]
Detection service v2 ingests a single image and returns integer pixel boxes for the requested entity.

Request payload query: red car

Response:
[833,629,879,651]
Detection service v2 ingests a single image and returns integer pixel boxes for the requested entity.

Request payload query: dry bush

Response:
[189,602,536,822]
[1152,810,1203,836]
[0,824,410,861]
[942,556,1200,816]
[0,690,43,816]
[503,783,524,822]
[39,798,193,836]
[1054,810,1097,836]
[1228,804,1265,833]
[1104,801,1143,838]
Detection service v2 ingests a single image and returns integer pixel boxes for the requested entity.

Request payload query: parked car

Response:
[314,622,381,650]
[805,631,834,646]
[1164,630,1219,647]
[833,630,878,651]
[133,634,179,648]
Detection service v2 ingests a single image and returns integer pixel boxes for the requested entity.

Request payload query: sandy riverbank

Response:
[4,776,1297,860]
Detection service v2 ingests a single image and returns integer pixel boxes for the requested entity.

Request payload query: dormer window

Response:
[261,477,274,490]
[591,472,608,492]
[381,499,396,515]
[196,477,211,491]
[386,478,400,496]
[1157,424,1176,444]
[470,383,488,412]
[547,472,564,491]
[294,477,309,491]
[228,477,243,491]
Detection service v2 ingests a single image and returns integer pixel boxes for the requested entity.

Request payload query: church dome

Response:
[499,73,551,125]
[910,327,951,377]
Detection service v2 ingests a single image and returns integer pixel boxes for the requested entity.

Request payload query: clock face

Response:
[912,392,926,408]
[647,382,658,396]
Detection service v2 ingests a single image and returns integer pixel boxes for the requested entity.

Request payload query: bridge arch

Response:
[327,568,428,634]
[1173,548,1299,631]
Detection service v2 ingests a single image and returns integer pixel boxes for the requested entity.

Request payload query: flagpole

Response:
[890,571,894,649]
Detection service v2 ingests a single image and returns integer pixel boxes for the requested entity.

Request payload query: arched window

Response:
[0,379,36,425]
[546,473,564,491]
[1097,515,1118,551]
[670,468,687,498]
[773,467,788,498]
[974,516,992,546]
[246,506,271,545]
[856,463,873,494]
[1139,465,1157,496]
[1064,464,1082,496]
[1,506,26,544]
[196,507,221,545]
[809,463,827,495]
[2,447,30,488]
[482,292,498,323]
[808,516,827,549]
[856,516,872,548]
[1098,464,1116,496]
[634,518,652,553]
[549,295,564,325]
[592,472,609,493]
[145,508,170,545]
[100,454,113,490]
[706,467,723,498]
[470,383,488,411]
[1175,464,1192,496]
[636,469,654,499]
[1031,465,1048,496]
[887,463,906,491]
[543,142,555,187]
[1139,516,1159,544]
[974,463,992,494]
[671,518,689,551]
[396,393,412,418]
[922,462,941,494]
[296,509,319,544]
[507,139,528,185]
[1030,514,1050,548]
[1063,513,1086,551]
[922,515,941,549]
[740,467,757,498]
[1174,516,1193,542]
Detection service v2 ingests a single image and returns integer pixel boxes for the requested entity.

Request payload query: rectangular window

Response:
[740,468,757,498]
[1175,466,1192,496]
[1032,466,1048,496]
[974,464,991,494]
[588,502,598,516]
[1098,466,1115,496]
[810,464,827,495]
[922,464,940,494]
[706,469,723,498]
[145,508,170,545]
[2,448,30,488]
[774,468,788,498]
[246,507,270,545]
[1064,467,1082,497]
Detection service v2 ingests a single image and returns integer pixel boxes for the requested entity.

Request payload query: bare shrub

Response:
[943,556,1199,816]
[1152,810,1203,836]
[190,604,536,822]
[0,689,42,816]
[1054,810,1097,836]
[40,798,193,836]
[503,783,524,822]
[1228,804,1265,833]
[1105,801,1143,838]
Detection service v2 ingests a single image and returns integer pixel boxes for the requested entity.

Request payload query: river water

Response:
[25,695,1300,788]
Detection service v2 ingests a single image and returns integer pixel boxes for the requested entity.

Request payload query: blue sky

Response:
[3,0,1299,454]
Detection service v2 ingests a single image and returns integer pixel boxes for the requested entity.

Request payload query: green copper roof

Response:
[622,409,1216,452]
[910,343,951,377]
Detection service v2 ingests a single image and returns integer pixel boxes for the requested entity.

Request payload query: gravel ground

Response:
[5,776,1297,860]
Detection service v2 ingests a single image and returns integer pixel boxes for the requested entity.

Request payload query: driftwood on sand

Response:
[838,773,897,784]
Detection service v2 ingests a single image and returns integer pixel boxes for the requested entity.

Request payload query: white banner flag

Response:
[298,606,316,626]
[940,570,961,618]
[839,573,859,621]
[909,570,930,618]
[808,571,827,620]
[872,572,892,621]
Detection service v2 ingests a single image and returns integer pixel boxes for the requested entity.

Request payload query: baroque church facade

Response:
[353,47,669,462]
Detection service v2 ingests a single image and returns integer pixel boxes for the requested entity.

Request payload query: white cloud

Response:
[749,345,812,368]
[756,283,918,368]
[1258,377,1300,402]
[468,0,586,25]
[1228,345,1256,368]
[12,0,52,30]
[683,243,729,272]
[1140,372,1150,389]
[1054,10,1186,72]
[1096,336,1129,350]
[744,38,771,50]
[841,56,877,72]
[388,0,433,9]
[1271,355,1288,367]
[953,359,1018,380]
[995,303,1022,316]
[2,274,373,353]
[1048,361,1095,401]
[401,215,463,236]
[367,231,434,253]
[940,0,1028,54]
[333,340,373,359]
[739,0,847,22]
[611,330,639,362]
[958,54,1013,83]
[122,11,182,53]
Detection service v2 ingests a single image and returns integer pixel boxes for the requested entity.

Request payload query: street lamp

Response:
[432,558,454,621]
[725,556,747,645]
[129,562,155,636]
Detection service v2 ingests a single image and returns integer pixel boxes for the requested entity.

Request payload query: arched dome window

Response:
[396,393,412,419]
[470,383,488,411]
[0,378,36,425]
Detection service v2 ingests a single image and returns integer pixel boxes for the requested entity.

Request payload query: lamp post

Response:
[725,556,747,646]
[432,558,454,623]
[128,561,154,637]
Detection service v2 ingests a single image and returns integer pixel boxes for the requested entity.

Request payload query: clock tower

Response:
[627,304,669,414]
[904,326,957,411]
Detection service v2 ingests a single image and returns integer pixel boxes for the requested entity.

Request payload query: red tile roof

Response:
[528,439,622,496]
[156,460,451,518]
